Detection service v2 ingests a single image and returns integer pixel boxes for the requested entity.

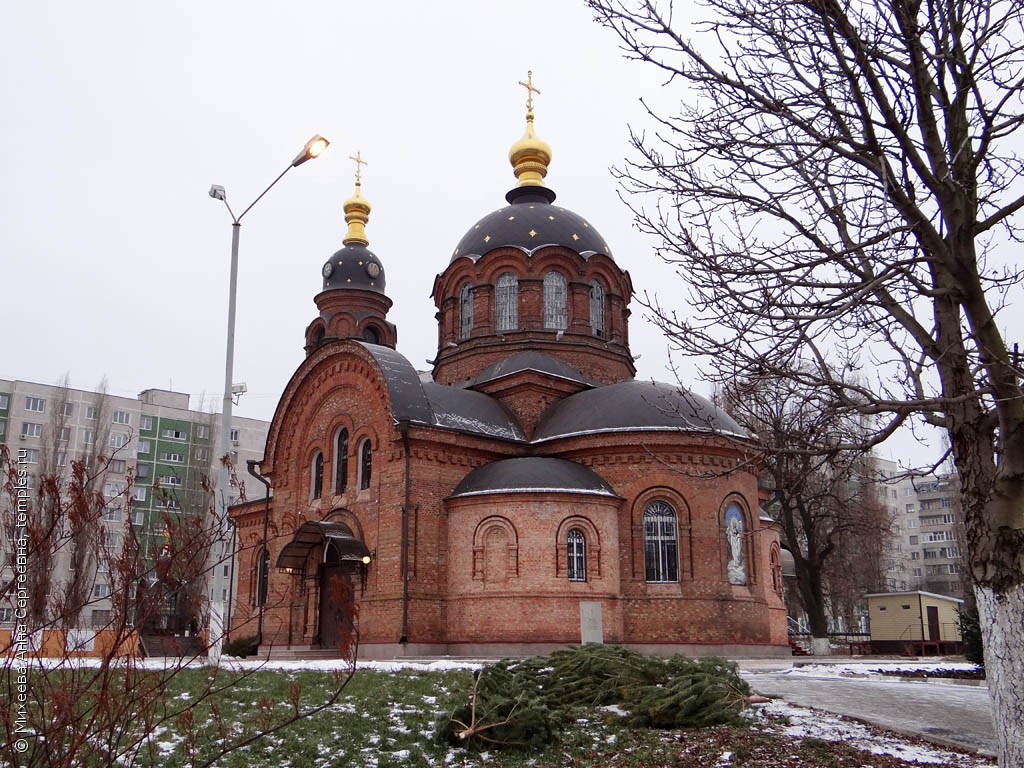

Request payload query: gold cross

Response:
[349,151,368,183]
[518,70,541,112]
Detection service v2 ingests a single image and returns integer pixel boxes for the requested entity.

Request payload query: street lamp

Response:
[207,133,329,664]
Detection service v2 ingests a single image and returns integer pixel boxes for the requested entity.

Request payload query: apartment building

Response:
[0,378,268,633]
[875,459,965,599]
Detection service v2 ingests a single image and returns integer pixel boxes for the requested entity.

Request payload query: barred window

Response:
[643,501,679,583]
[459,283,474,340]
[543,272,567,330]
[590,280,605,337]
[495,273,518,332]
[567,528,587,582]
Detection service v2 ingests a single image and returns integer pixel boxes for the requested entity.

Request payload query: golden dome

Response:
[508,71,552,188]
[342,151,371,246]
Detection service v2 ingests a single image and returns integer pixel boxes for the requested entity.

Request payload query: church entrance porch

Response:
[275,520,370,652]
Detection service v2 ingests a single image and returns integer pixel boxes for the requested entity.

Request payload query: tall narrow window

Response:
[495,273,518,332]
[335,428,349,495]
[459,283,474,340]
[253,547,269,606]
[590,280,605,337]
[543,272,567,330]
[644,501,679,582]
[359,438,372,490]
[567,528,587,582]
[311,452,324,499]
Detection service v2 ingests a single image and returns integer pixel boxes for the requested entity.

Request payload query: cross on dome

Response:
[349,151,368,185]
[518,70,541,113]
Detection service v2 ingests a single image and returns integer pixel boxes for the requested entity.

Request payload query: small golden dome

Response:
[509,71,552,188]
[342,151,371,246]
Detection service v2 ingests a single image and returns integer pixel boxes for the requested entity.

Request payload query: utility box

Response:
[864,590,963,655]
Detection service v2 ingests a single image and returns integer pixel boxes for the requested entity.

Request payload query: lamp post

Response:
[207,134,329,664]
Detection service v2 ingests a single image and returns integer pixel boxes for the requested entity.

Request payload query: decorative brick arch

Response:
[261,342,393,478]
[554,515,602,579]
[476,249,533,283]
[305,318,327,354]
[471,515,519,581]
[323,508,365,542]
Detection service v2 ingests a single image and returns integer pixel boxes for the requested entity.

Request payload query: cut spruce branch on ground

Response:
[2,652,995,767]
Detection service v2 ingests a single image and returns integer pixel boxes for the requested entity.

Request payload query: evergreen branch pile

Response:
[439,645,752,751]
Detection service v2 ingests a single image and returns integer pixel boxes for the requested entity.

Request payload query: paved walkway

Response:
[737,661,997,757]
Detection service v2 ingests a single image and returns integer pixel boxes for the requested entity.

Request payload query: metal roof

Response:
[533,380,750,442]
[276,521,369,572]
[358,343,525,440]
[450,457,615,498]
[469,351,596,389]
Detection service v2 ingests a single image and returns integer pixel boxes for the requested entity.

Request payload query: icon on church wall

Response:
[725,505,747,585]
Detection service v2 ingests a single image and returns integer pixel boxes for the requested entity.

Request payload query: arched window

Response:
[543,272,567,330]
[459,283,474,340]
[590,280,605,337]
[334,428,349,495]
[252,547,269,606]
[644,500,679,582]
[567,528,587,582]
[358,438,372,490]
[362,325,380,344]
[495,273,518,332]
[311,452,324,500]
[770,545,783,595]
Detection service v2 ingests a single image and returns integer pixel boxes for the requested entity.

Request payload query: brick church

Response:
[229,82,789,658]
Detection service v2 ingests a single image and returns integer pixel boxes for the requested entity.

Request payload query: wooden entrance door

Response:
[926,605,941,641]
[318,541,356,652]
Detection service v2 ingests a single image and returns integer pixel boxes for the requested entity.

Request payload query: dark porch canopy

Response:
[276,521,370,573]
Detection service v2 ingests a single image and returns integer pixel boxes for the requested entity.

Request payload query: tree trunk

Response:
[975,583,1024,768]
[795,568,831,654]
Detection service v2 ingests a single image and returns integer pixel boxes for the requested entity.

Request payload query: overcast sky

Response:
[1,0,941,464]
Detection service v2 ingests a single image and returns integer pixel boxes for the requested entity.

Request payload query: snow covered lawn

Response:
[9,656,995,766]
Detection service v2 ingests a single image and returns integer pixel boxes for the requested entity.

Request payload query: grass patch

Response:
[4,661,991,767]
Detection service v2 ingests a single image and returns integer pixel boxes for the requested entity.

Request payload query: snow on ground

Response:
[780,660,981,678]
[754,699,994,767]
[13,655,995,764]
[21,655,485,673]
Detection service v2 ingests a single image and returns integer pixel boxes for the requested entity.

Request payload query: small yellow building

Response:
[864,591,963,655]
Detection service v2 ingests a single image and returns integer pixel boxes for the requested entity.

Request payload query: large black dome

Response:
[533,380,750,442]
[450,457,615,497]
[451,187,612,263]
[321,243,386,293]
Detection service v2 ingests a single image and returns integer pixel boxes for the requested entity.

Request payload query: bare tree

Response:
[587,1,1024,762]
[820,468,891,630]
[721,374,889,653]
[0,446,359,767]
[38,373,72,482]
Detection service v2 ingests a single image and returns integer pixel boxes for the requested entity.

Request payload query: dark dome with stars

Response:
[321,244,386,293]
[450,187,613,263]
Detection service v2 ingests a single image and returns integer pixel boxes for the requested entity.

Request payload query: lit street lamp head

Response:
[293,134,330,167]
